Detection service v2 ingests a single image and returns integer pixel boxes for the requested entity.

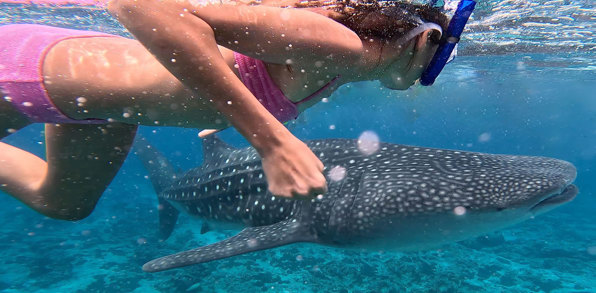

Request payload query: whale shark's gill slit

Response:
[325,170,362,237]
[344,171,364,232]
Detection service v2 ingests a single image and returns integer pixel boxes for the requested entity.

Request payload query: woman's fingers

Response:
[198,129,222,138]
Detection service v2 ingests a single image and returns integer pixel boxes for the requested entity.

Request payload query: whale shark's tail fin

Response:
[134,136,180,241]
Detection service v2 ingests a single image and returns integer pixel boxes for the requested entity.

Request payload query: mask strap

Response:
[394,22,443,48]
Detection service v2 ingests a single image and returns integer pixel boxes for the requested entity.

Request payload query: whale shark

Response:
[135,136,578,272]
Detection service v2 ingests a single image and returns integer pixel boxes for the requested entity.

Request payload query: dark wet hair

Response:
[295,0,449,42]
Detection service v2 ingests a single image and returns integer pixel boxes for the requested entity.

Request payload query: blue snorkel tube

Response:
[419,0,476,86]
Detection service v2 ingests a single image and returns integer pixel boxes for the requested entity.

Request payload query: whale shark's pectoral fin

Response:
[143,218,315,272]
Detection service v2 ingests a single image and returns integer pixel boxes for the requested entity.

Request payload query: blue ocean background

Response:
[1,1,595,292]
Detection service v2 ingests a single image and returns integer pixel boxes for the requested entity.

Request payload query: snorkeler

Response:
[0,0,474,220]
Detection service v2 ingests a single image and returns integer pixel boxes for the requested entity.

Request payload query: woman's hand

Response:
[260,136,327,199]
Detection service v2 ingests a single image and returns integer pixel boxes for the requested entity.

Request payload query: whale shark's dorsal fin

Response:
[201,135,236,165]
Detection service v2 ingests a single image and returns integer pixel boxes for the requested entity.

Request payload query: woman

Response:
[0,0,449,220]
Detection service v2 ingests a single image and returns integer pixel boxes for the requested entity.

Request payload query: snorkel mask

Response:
[419,0,476,86]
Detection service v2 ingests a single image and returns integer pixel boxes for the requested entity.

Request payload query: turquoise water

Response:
[1,1,595,292]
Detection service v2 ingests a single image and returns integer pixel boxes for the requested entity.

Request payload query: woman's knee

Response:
[44,205,96,221]
[32,194,100,221]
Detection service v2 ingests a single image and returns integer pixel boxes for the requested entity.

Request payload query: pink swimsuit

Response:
[0,24,113,124]
[0,24,339,124]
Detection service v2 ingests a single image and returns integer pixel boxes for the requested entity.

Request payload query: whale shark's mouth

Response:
[530,184,578,212]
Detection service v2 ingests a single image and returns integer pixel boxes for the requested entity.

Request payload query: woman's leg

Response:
[0,122,137,220]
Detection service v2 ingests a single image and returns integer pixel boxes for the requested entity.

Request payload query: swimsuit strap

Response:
[294,75,341,106]
[233,52,340,123]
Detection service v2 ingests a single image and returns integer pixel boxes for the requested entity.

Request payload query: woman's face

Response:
[378,29,440,90]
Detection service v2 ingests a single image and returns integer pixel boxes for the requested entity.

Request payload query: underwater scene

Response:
[0,0,595,292]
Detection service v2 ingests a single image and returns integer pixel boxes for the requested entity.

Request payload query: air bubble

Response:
[357,131,380,156]
[478,132,491,143]
[247,238,258,248]
[328,165,347,182]
[454,206,466,216]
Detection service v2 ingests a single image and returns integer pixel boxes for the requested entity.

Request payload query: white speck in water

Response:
[329,124,336,130]
[6,128,16,134]
[3,96,12,102]
[296,255,303,261]
[22,102,32,107]
[137,238,147,245]
[122,112,131,118]
[321,98,329,103]
[357,131,380,156]
[454,206,467,216]
[328,165,347,182]
[478,132,491,143]
[516,61,526,71]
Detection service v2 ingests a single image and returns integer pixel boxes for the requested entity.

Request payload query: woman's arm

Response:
[107,0,337,199]
[188,3,363,65]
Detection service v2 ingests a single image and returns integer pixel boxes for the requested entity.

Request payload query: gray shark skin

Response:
[135,136,578,273]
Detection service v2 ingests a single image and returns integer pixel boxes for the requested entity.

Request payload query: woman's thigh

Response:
[43,36,225,128]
